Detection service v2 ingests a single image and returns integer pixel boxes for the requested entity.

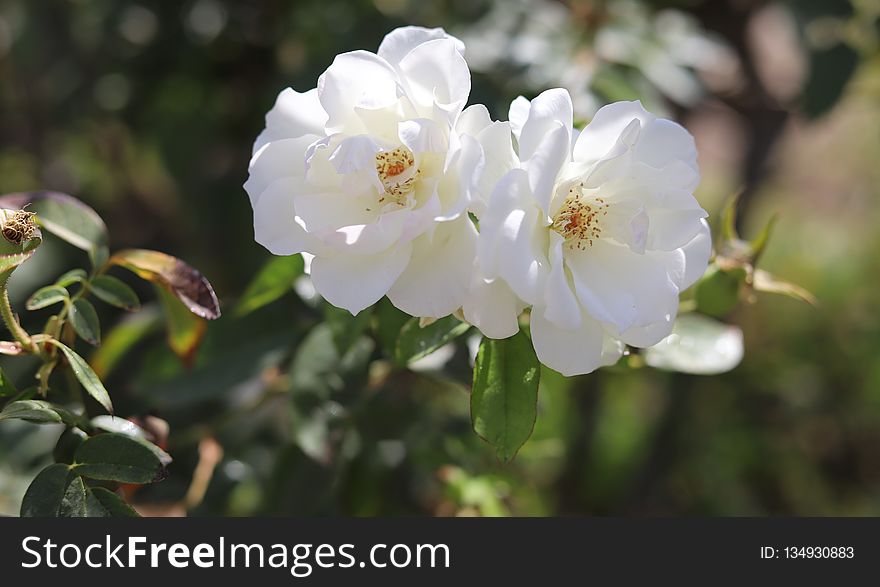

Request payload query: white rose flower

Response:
[476,89,712,376]
[245,26,486,317]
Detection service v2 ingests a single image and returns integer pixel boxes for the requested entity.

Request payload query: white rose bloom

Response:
[245,26,486,317]
[476,89,712,376]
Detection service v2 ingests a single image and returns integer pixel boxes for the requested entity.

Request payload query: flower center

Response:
[550,183,608,250]
[375,146,419,205]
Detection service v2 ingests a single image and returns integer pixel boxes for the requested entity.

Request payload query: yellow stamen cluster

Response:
[376,147,418,205]
[551,183,608,250]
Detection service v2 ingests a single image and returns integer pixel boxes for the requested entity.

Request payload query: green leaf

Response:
[20,463,72,517]
[45,339,113,413]
[693,265,746,318]
[70,298,101,345]
[54,427,89,464]
[325,303,373,356]
[74,432,169,484]
[394,315,471,366]
[90,275,141,311]
[59,475,90,517]
[26,285,69,310]
[0,251,36,287]
[747,213,779,265]
[55,268,88,287]
[0,399,81,426]
[0,191,107,262]
[0,365,18,397]
[88,487,140,517]
[156,286,207,366]
[374,297,411,353]
[109,249,220,319]
[90,307,162,379]
[644,313,744,375]
[234,254,303,317]
[471,329,540,463]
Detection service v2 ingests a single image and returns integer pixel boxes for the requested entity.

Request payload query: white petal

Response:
[573,100,654,164]
[462,275,525,339]
[518,88,573,161]
[264,88,327,141]
[508,96,530,142]
[567,239,684,333]
[634,117,698,173]
[329,135,384,174]
[680,218,712,289]
[530,308,622,376]
[543,232,581,329]
[472,121,517,218]
[526,122,569,217]
[456,104,492,136]
[317,50,400,135]
[378,26,463,68]
[398,38,470,119]
[436,133,482,221]
[398,118,447,154]
[253,178,316,255]
[477,169,549,304]
[244,135,320,207]
[387,217,475,318]
[646,206,707,251]
[619,317,675,348]
[310,243,412,315]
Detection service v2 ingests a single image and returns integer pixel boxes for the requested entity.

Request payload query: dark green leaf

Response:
[395,315,470,366]
[59,475,89,517]
[0,365,18,397]
[74,432,169,483]
[88,487,140,517]
[20,463,72,517]
[374,297,411,353]
[70,298,101,345]
[26,285,69,310]
[90,307,162,379]
[90,275,141,311]
[54,427,89,464]
[471,329,540,463]
[325,303,373,356]
[234,254,303,317]
[45,339,113,413]
[0,399,81,426]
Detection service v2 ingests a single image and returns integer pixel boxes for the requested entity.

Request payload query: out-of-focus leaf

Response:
[55,268,87,287]
[374,297,410,354]
[54,427,88,464]
[394,315,470,366]
[156,286,207,366]
[0,191,107,265]
[291,323,373,399]
[0,399,81,426]
[109,249,220,319]
[234,254,303,317]
[45,339,113,413]
[720,194,739,244]
[70,298,101,345]
[753,269,818,306]
[471,328,540,463]
[694,265,746,317]
[88,487,140,517]
[90,307,162,379]
[325,303,373,356]
[644,313,744,375]
[74,432,169,484]
[0,365,18,396]
[90,275,141,311]
[20,463,72,517]
[748,213,779,264]
[26,285,69,310]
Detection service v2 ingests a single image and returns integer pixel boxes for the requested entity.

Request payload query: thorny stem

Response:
[0,283,39,354]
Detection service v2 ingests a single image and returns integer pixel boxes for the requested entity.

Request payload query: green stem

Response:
[0,284,39,354]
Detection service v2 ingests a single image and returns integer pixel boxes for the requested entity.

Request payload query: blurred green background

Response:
[1,0,879,516]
